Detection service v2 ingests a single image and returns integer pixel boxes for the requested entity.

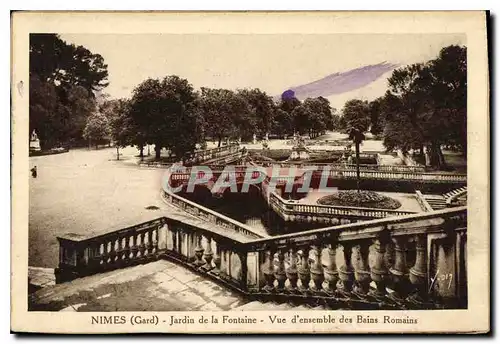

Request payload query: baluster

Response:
[285,247,299,292]
[146,229,153,256]
[203,236,214,270]
[353,241,371,296]
[215,245,224,276]
[122,235,130,263]
[128,235,135,259]
[338,243,354,294]
[152,228,158,255]
[324,239,339,294]
[193,233,205,267]
[310,244,325,292]
[389,236,409,301]
[116,236,123,264]
[298,246,311,292]
[262,247,276,292]
[370,235,389,299]
[139,232,147,257]
[171,227,178,253]
[108,240,116,264]
[274,248,286,292]
[407,234,427,304]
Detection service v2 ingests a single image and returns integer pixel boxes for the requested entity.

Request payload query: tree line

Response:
[339,45,466,170]
[84,80,338,160]
[29,34,109,149]
[29,34,465,170]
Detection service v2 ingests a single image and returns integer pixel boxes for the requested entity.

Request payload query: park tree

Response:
[29,75,59,149]
[30,34,109,94]
[302,97,334,138]
[342,99,371,192]
[102,98,132,160]
[271,108,294,138]
[237,88,275,138]
[128,76,201,160]
[29,34,109,149]
[291,105,312,136]
[199,88,251,146]
[83,112,110,149]
[368,97,385,136]
[60,85,97,145]
[381,45,466,169]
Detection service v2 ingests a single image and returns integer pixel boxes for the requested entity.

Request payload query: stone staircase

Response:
[443,186,467,200]
[31,260,336,312]
[423,186,467,211]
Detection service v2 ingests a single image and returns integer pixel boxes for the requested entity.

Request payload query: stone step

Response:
[443,187,467,199]
[28,266,56,291]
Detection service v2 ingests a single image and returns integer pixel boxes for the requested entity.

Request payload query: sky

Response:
[60,33,466,110]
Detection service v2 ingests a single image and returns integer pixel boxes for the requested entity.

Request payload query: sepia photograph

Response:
[11,11,489,334]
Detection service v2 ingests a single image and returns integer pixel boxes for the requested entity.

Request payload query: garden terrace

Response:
[54,206,467,310]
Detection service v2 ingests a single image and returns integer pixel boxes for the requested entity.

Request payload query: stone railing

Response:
[446,189,468,207]
[188,144,240,165]
[415,190,434,212]
[269,192,416,224]
[253,161,426,173]
[240,206,467,309]
[138,144,241,168]
[161,189,265,240]
[56,206,467,309]
[322,170,466,183]
[55,218,166,283]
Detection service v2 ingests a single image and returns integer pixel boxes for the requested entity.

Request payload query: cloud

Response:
[282,62,399,101]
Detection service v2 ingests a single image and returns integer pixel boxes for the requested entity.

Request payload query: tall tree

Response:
[381,45,466,169]
[83,112,109,149]
[237,88,275,138]
[199,88,250,146]
[342,99,371,192]
[29,34,109,149]
[30,34,109,94]
[128,76,200,160]
[102,98,132,160]
[368,97,384,136]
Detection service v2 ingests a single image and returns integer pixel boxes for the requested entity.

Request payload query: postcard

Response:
[11,11,489,334]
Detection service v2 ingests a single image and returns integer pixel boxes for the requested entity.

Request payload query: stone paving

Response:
[29,260,317,312]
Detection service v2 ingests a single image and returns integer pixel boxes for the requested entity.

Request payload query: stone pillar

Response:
[193,233,205,267]
[274,248,287,291]
[310,244,325,291]
[324,241,339,293]
[286,247,299,291]
[370,236,389,298]
[408,234,428,304]
[298,246,311,291]
[262,248,276,291]
[389,236,410,300]
[354,241,371,296]
[203,236,214,270]
[339,243,354,294]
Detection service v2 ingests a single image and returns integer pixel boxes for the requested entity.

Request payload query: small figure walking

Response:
[31,166,37,178]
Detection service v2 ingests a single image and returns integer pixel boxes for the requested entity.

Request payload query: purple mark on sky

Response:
[284,62,400,100]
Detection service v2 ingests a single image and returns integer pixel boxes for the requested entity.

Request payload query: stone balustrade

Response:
[269,192,417,224]
[139,144,241,168]
[56,218,166,283]
[240,206,467,309]
[188,144,241,165]
[256,161,425,172]
[161,189,265,240]
[168,164,465,186]
[56,206,467,309]
[415,190,434,212]
[323,169,466,183]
